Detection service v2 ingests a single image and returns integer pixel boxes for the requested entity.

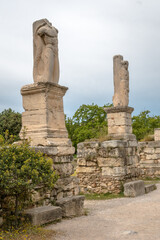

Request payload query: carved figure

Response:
[33,19,59,83]
[112,55,129,107]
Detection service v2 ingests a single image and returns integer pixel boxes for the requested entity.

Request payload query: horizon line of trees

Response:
[0,105,160,148]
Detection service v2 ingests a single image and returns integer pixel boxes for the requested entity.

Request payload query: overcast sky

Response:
[0,0,160,117]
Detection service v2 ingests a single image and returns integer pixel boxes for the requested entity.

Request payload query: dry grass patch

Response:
[0,224,57,240]
[84,192,124,200]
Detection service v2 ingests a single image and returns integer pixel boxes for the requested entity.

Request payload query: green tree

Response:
[0,109,22,141]
[132,110,160,140]
[0,141,58,227]
[66,103,112,148]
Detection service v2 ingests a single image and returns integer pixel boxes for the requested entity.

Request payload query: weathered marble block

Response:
[104,106,134,138]
[25,206,62,225]
[124,180,145,197]
[77,140,139,194]
[113,55,129,107]
[138,141,160,177]
[97,157,125,167]
[102,166,126,177]
[145,184,157,193]
[154,128,160,141]
[20,82,70,147]
[56,195,85,217]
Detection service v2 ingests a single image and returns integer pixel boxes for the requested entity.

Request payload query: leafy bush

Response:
[0,109,22,141]
[132,110,160,140]
[0,134,4,145]
[66,105,160,145]
[66,103,112,149]
[0,141,58,228]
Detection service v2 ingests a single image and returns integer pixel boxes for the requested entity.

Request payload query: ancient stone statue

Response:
[33,19,59,84]
[112,55,129,107]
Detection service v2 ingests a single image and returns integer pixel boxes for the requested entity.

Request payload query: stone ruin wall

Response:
[77,140,139,194]
[29,146,80,206]
[138,141,160,178]
[76,54,160,194]
[76,55,141,195]
[76,138,160,195]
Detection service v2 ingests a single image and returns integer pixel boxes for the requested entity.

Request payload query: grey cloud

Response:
[0,0,160,117]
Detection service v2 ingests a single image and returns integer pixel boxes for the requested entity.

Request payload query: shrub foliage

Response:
[0,140,58,227]
[0,108,22,141]
[66,105,160,146]
[132,110,160,140]
[66,103,112,148]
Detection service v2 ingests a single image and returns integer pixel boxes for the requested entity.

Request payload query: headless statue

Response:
[112,55,129,107]
[33,19,59,84]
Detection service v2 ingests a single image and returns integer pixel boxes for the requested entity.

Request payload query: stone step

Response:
[56,195,85,217]
[145,184,157,194]
[25,205,62,226]
[124,180,145,197]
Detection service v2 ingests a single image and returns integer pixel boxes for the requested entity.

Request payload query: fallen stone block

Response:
[145,184,157,194]
[124,180,145,197]
[56,195,85,217]
[25,205,62,226]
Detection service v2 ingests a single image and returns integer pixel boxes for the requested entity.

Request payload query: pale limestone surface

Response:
[154,128,160,141]
[76,140,139,194]
[104,55,133,138]
[25,206,62,226]
[138,141,160,177]
[33,19,59,84]
[56,196,85,217]
[145,184,156,193]
[105,106,134,137]
[20,82,71,147]
[105,55,133,138]
[20,20,71,147]
[113,55,129,107]
[124,180,145,197]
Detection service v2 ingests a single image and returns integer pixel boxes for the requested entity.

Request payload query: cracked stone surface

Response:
[46,184,160,240]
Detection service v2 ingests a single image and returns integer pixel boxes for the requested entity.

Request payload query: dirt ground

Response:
[46,183,160,240]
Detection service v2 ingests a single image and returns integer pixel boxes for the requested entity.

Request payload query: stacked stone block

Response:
[104,106,134,140]
[34,146,80,204]
[20,82,69,147]
[138,141,160,177]
[77,140,139,194]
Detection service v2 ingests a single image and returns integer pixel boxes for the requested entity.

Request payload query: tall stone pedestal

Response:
[104,106,136,140]
[20,82,71,148]
[19,82,84,216]
[17,19,85,219]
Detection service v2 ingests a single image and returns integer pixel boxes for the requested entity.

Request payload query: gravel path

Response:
[46,184,160,240]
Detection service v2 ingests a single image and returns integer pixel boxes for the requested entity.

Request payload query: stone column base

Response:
[20,82,69,147]
[104,106,135,140]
